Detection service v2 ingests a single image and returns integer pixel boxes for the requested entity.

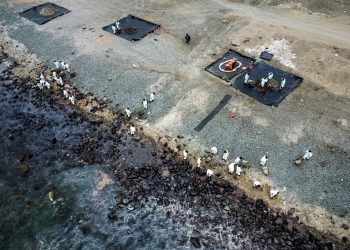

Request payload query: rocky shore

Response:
[1,53,348,249]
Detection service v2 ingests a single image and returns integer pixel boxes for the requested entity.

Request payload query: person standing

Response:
[268,72,274,80]
[197,157,201,168]
[185,33,191,44]
[63,90,68,98]
[142,99,148,109]
[183,150,188,160]
[69,96,75,105]
[222,150,229,161]
[280,78,286,89]
[65,63,70,72]
[228,162,235,174]
[150,92,155,102]
[303,150,313,160]
[125,107,131,118]
[244,73,250,84]
[261,78,268,88]
[260,155,268,166]
[116,21,121,32]
[54,60,59,68]
[234,156,242,166]
[130,124,136,135]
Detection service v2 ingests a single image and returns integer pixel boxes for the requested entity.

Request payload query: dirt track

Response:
[217,0,350,49]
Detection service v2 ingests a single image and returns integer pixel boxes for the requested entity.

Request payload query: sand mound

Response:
[39,7,56,16]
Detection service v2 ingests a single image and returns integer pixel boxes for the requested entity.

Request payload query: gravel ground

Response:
[1,0,350,240]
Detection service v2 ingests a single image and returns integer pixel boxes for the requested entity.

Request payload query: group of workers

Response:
[127,92,156,135]
[125,92,156,121]
[110,18,192,46]
[36,60,75,105]
[181,147,313,199]
[111,21,121,34]
[244,71,287,90]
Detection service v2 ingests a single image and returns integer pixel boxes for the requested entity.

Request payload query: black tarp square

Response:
[231,61,303,106]
[205,50,255,82]
[260,51,274,61]
[19,2,70,25]
[102,15,160,42]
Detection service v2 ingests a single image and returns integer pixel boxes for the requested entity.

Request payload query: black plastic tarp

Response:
[260,51,274,61]
[19,2,70,25]
[103,15,160,42]
[231,61,303,106]
[205,50,255,82]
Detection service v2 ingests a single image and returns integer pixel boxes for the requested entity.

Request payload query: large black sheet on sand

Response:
[103,15,160,42]
[19,2,70,25]
[231,61,303,106]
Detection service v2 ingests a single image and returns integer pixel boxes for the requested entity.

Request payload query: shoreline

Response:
[0,27,349,247]
[0,54,346,249]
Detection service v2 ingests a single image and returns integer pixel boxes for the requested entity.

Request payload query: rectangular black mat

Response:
[194,94,232,132]
[102,14,160,42]
[205,50,255,82]
[231,61,303,106]
[19,2,70,25]
[260,51,274,61]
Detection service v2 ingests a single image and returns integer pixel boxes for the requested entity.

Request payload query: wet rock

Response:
[79,225,91,235]
[189,187,199,196]
[262,166,269,175]
[177,238,188,246]
[107,207,118,222]
[20,163,29,174]
[190,237,201,248]
[163,198,170,207]
[287,208,295,216]
[109,163,118,172]
[90,106,99,113]
[157,198,163,206]
[132,137,140,142]
[32,178,47,191]
[191,229,201,238]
